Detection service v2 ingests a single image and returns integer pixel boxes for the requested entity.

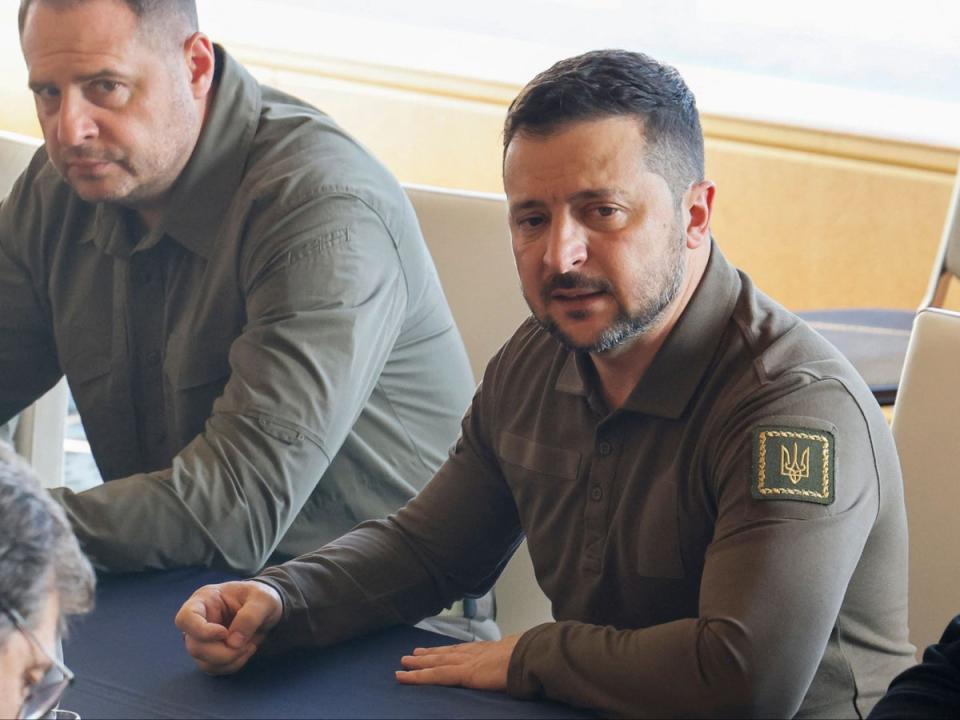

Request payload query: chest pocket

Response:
[162,331,233,442]
[61,344,111,430]
[59,342,115,475]
[495,431,581,544]
[63,346,111,388]
[497,431,580,480]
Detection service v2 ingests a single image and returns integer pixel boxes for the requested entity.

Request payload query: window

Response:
[200,0,960,147]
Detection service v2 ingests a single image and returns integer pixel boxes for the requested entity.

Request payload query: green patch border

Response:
[751,426,835,505]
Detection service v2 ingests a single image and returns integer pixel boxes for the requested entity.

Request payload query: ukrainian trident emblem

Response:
[780,443,810,485]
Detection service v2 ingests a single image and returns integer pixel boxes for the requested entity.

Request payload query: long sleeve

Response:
[506,378,895,718]
[0,181,63,424]
[51,196,417,573]
[4,52,474,577]
[255,372,525,652]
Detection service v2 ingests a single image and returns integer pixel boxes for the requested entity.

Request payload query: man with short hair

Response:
[0,0,476,579]
[0,443,95,720]
[176,50,914,716]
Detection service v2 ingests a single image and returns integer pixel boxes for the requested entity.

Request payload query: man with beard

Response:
[0,0,479,604]
[176,50,914,717]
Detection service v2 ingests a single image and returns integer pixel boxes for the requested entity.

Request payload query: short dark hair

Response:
[19,0,198,41]
[504,49,704,202]
[0,445,94,641]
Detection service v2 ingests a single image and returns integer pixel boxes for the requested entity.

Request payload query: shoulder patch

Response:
[751,426,835,505]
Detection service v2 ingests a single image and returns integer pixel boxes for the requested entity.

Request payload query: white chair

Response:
[404,184,529,382]
[891,308,960,652]
[405,184,553,635]
[891,165,960,653]
[0,130,68,488]
[0,130,41,195]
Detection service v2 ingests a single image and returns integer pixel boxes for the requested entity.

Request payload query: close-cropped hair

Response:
[503,49,705,203]
[0,443,95,640]
[18,0,198,39]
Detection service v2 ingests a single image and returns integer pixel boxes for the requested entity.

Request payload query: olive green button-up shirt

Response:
[0,47,474,573]
[255,246,914,718]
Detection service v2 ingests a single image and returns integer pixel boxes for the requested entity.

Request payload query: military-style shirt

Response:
[0,47,475,573]
[255,246,914,718]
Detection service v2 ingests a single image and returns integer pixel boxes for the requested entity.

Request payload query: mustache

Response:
[540,272,613,302]
[62,148,120,163]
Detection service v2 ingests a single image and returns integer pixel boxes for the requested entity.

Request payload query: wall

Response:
[236,48,959,313]
[1,25,958,313]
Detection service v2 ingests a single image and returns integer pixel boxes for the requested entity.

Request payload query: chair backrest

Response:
[404,183,552,634]
[921,163,960,308]
[0,130,41,198]
[891,307,960,651]
[403,183,529,382]
[0,131,67,487]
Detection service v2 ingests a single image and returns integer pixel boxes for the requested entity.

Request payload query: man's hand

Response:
[174,580,284,675]
[396,634,520,691]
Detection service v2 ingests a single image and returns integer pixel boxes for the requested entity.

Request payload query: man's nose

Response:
[55,92,98,147]
[542,213,588,274]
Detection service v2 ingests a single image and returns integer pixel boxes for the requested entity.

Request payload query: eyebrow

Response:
[509,188,624,214]
[28,69,124,93]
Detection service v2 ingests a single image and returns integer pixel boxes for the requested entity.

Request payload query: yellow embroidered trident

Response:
[780,443,810,485]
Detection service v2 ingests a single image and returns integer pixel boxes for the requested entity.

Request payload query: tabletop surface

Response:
[60,568,592,719]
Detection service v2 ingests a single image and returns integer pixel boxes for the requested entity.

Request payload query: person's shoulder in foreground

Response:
[0,443,95,719]
[869,616,960,719]
[176,47,913,718]
[2,0,473,573]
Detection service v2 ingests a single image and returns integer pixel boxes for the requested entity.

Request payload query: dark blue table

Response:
[61,568,592,719]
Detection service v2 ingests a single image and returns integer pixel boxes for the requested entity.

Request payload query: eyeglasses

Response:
[1,604,74,720]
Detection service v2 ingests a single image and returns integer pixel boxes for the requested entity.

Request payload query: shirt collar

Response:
[554,243,742,419]
[83,45,262,259]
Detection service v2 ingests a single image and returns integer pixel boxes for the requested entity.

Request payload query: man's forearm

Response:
[254,520,457,653]
[508,618,809,719]
[51,413,334,573]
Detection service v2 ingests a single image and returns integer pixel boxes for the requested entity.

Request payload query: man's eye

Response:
[92,80,119,93]
[518,216,546,229]
[33,87,60,100]
[594,206,619,218]
[87,80,129,107]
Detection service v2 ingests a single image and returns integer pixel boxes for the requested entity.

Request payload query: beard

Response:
[532,228,687,354]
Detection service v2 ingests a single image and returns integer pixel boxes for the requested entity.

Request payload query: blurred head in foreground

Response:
[0,444,95,719]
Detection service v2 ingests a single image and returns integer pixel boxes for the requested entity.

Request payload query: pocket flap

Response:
[63,348,110,385]
[497,431,580,480]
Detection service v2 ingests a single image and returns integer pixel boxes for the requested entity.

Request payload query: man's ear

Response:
[684,180,715,249]
[183,32,215,100]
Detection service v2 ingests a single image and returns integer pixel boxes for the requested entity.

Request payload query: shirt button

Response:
[598,441,612,456]
[146,350,161,366]
[590,486,603,501]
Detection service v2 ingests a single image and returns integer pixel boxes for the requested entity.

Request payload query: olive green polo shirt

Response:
[256,246,914,718]
[0,47,474,573]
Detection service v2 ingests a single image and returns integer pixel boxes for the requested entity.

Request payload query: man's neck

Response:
[590,245,710,411]
[137,205,164,233]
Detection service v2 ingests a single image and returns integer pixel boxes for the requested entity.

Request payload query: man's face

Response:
[0,593,59,719]
[505,116,688,354]
[21,0,201,209]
